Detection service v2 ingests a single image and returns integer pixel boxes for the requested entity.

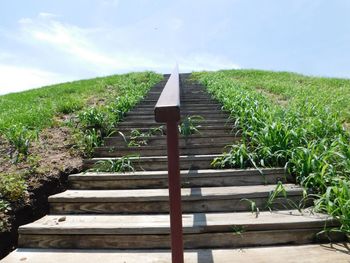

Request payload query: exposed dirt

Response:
[0,124,83,259]
[255,87,289,107]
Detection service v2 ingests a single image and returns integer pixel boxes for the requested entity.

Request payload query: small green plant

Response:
[75,129,104,157]
[0,173,28,202]
[231,225,245,236]
[56,97,83,114]
[241,198,260,218]
[78,107,115,137]
[265,181,287,210]
[120,126,165,147]
[92,155,139,172]
[4,125,37,162]
[313,180,350,234]
[0,200,11,232]
[178,115,203,137]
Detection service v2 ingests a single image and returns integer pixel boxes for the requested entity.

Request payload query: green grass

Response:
[0,71,162,232]
[193,69,350,234]
[219,69,350,123]
[0,72,162,132]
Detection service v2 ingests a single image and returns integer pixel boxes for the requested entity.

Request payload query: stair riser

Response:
[93,146,227,157]
[19,229,344,249]
[146,92,209,97]
[117,122,233,129]
[104,135,239,147]
[137,100,218,106]
[115,128,241,137]
[69,173,288,190]
[125,111,228,117]
[124,115,229,121]
[49,195,303,214]
[83,159,214,171]
[132,104,222,110]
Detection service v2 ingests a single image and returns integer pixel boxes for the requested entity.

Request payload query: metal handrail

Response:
[154,65,184,263]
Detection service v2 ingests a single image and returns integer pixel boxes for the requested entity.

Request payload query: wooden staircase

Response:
[3,74,348,262]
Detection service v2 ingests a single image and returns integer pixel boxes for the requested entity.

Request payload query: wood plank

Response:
[68,168,290,189]
[4,244,350,263]
[19,210,335,235]
[49,184,303,203]
[18,230,345,249]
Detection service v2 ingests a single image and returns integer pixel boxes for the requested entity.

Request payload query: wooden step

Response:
[124,114,229,121]
[132,105,223,110]
[69,168,290,190]
[18,210,343,249]
[4,244,350,263]
[104,133,240,147]
[48,184,305,214]
[83,154,222,170]
[93,143,230,157]
[116,120,233,129]
[114,126,237,136]
[125,110,229,117]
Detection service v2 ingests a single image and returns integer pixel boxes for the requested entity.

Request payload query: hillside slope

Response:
[0,71,162,258]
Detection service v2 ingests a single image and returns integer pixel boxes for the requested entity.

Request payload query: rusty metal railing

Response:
[154,65,184,263]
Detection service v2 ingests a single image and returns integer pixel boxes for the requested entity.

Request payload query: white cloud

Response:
[17,13,240,73]
[38,12,59,18]
[0,12,241,94]
[169,18,184,31]
[0,64,75,95]
[179,53,240,72]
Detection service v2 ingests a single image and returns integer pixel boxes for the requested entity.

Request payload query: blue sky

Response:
[1,0,350,94]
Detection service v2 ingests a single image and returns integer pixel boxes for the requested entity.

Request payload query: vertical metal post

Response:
[166,121,184,263]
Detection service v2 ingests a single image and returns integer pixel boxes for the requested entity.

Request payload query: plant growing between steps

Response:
[119,126,165,147]
[193,71,350,234]
[178,115,204,137]
[241,182,308,219]
[231,225,245,236]
[91,155,140,173]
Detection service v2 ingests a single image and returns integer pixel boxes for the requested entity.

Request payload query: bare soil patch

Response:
[0,124,83,259]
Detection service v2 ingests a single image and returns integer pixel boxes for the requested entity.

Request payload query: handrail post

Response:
[154,65,184,263]
[166,120,184,263]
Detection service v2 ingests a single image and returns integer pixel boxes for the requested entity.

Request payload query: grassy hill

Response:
[0,71,162,242]
[194,69,350,234]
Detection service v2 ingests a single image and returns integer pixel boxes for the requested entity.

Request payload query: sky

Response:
[0,0,350,95]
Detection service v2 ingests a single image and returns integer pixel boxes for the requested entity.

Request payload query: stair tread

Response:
[19,209,333,235]
[69,168,285,180]
[49,184,302,202]
[4,244,350,263]
[95,142,231,150]
[89,154,221,161]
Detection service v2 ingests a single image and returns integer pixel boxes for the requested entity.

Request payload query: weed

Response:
[92,155,139,173]
[178,115,203,137]
[265,181,287,210]
[120,126,165,147]
[0,200,11,232]
[241,198,260,218]
[231,225,245,236]
[4,125,37,162]
[0,173,28,202]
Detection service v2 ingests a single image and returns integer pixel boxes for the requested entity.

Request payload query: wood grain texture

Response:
[19,210,336,235]
[4,244,350,263]
[18,229,346,249]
